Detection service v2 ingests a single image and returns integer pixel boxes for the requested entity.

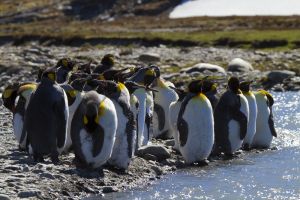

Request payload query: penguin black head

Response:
[84,78,102,91]
[101,54,115,68]
[83,98,106,132]
[2,83,20,112]
[41,68,57,82]
[144,67,159,87]
[228,77,240,94]
[188,80,203,94]
[56,58,76,71]
[124,81,145,94]
[70,78,87,91]
[202,80,217,94]
[96,80,120,98]
[84,101,99,132]
[240,81,252,93]
[60,84,78,106]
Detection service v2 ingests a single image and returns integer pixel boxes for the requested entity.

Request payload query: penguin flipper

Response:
[268,108,277,137]
[154,103,165,131]
[231,110,248,140]
[92,126,105,157]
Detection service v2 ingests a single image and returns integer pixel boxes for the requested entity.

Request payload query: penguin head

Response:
[101,54,115,68]
[84,78,102,91]
[102,67,131,82]
[202,80,217,94]
[144,66,160,87]
[2,83,19,112]
[228,77,240,94]
[83,99,106,132]
[96,80,124,99]
[42,68,57,82]
[60,84,78,106]
[70,78,87,91]
[240,81,253,93]
[56,58,76,71]
[17,83,37,101]
[188,79,203,94]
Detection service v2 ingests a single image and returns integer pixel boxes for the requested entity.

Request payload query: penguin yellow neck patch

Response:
[47,73,56,81]
[158,78,167,88]
[3,89,13,98]
[117,82,126,92]
[68,90,78,98]
[145,69,155,76]
[243,91,252,96]
[83,115,88,125]
[193,93,206,101]
[95,99,106,123]
[98,74,105,80]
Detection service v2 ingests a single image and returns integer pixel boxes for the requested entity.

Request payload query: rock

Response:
[18,190,41,198]
[102,186,118,193]
[182,63,226,74]
[138,53,161,63]
[150,166,163,175]
[142,153,158,161]
[137,145,171,161]
[165,139,175,147]
[228,58,254,72]
[267,70,296,83]
[0,194,10,200]
[40,172,55,180]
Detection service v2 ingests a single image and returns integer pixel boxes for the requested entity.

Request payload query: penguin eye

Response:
[3,89,13,98]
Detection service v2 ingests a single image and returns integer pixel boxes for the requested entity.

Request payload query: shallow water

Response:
[101,92,300,200]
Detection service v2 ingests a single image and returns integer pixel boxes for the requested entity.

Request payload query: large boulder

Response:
[181,63,226,74]
[136,145,171,161]
[266,70,296,83]
[228,58,254,72]
[138,53,161,63]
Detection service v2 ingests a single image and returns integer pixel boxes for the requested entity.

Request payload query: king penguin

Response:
[177,80,214,164]
[169,87,186,151]
[128,66,158,148]
[2,83,37,150]
[152,77,179,139]
[96,81,136,170]
[71,90,117,169]
[60,84,83,152]
[240,81,258,150]
[25,68,69,163]
[214,77,249,156]
[252,90,277,149]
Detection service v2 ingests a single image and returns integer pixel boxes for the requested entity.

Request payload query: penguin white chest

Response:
[13,113,25,147]
[242,93,258,147]
[252,94,273,148]
[179,95,214,164]
[228,94,249,153]
[169,101,182,151]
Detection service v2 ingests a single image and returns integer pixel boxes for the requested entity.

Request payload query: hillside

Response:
[0,0,300,49]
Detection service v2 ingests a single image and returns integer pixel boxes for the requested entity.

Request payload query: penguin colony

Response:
[2,54,277,169]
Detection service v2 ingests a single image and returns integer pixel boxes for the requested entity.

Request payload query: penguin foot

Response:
[242,144,251,151]
[223,153,235,160]
[33,154,45,163]
[197,160,209,167]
